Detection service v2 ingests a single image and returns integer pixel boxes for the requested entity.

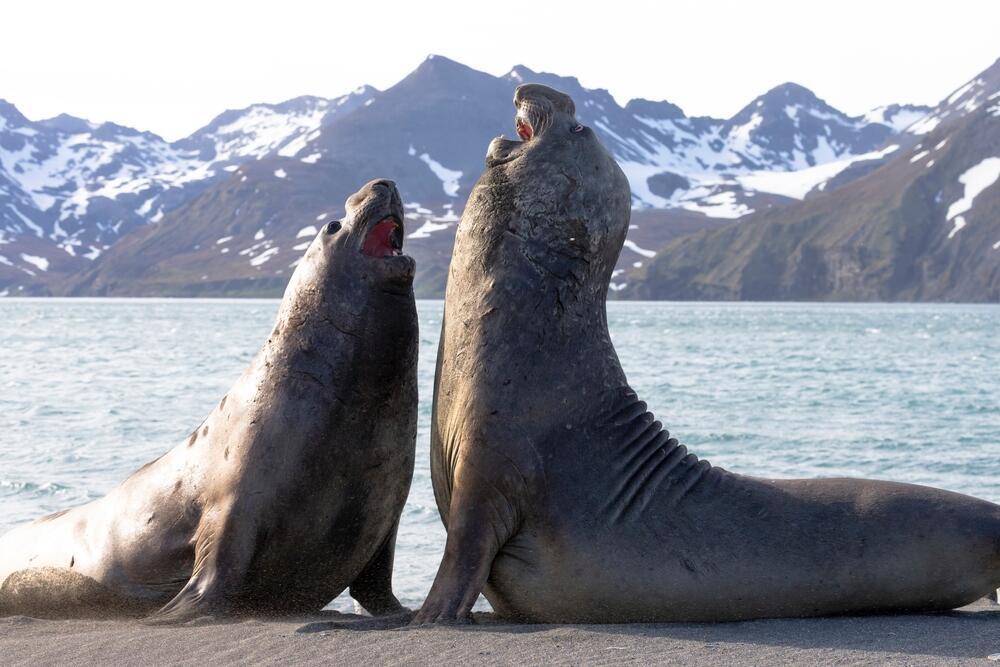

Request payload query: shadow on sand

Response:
[294,602,1000,661]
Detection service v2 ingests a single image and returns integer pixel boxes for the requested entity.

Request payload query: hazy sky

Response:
[3,0,997,141]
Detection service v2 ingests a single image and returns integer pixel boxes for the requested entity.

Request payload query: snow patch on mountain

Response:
[408,220,452,239]
[862,105,932,133]
[737,144,899,199]
[679,191,753,219]
[947,216,966,239]
[20,253,48,271]
[250,247,279,266]
[623,240,656,258]
[211,103,328,161]
[907,115,941,135]
[945,157,1000,222]
[416,152,462,197]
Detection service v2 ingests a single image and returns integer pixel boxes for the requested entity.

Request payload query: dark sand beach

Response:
[2,600,999,666]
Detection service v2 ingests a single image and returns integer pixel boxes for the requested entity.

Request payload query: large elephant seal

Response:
[0,179,418,622]
[415,84,1000,624]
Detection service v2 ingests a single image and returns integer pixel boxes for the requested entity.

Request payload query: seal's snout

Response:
[344,179,406,260]
[347,179,400,216]
[336,178,415,287]
[370,178,397,195]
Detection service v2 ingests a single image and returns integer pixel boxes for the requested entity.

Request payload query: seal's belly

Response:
[0,492,195,606]
[484,477,1000,622]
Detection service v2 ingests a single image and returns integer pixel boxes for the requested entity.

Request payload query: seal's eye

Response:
[571,124,584,134]
[325,220,342,235]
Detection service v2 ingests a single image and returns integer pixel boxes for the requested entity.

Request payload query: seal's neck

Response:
[264,283,414,397]
[443,227,625,391]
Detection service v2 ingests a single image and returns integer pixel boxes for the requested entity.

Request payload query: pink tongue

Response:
[362,221,396,257]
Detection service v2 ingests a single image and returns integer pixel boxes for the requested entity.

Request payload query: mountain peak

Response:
[500,65,593,104]
[760,82,823,107]
[395,54,496,95]
[728,81,844,128]
[979,56,1000,82]
[396,53,484,85]
[625,98,685,120]
[36,113,96,134]
[417,54,473,74]
[506,65,538,83]
[0,99,29,127]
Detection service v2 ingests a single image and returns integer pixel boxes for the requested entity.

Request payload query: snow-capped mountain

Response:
[629,58,1000,302]
[524,73,922,218]
[0,55,953,296]
[0,87,374,291]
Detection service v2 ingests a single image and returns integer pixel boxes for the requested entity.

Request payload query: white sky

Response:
[3,0,997,141]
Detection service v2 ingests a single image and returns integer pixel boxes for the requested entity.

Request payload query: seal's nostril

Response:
[325,220,342,235]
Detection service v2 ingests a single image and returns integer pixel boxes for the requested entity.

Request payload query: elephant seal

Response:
[0,179,418,622]
[415,84,1000,624]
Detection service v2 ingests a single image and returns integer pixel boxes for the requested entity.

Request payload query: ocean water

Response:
[1,299,998,612]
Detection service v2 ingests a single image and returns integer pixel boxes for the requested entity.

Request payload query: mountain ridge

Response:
[4,54,985,299]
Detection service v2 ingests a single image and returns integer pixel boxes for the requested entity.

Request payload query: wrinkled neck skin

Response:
[440,105,633,406]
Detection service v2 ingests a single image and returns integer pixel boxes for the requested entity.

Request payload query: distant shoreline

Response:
[1,296,999,306]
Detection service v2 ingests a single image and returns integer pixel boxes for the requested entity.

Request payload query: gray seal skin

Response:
[0,179,418,622]
[415,84,1000,624]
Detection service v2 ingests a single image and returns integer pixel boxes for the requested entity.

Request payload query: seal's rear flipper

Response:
[0,567,149,619]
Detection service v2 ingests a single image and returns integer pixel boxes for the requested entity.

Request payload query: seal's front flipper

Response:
[350,520,407,616]
[412,460,517,625]
[145,511,255,625]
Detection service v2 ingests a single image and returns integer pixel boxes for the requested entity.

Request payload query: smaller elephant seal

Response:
[416,84,1000,624]
[0,179,418,622]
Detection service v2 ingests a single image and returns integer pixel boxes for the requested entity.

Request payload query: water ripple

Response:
[0,298,997,611]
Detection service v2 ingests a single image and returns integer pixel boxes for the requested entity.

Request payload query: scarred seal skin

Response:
[415,84,1000,624]
[0,179,418,622]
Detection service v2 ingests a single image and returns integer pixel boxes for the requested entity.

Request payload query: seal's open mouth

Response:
[516,117,533,141]
[362,216,404,258]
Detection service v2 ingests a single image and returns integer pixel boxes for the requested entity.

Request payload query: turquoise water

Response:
[1,299,998,611]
